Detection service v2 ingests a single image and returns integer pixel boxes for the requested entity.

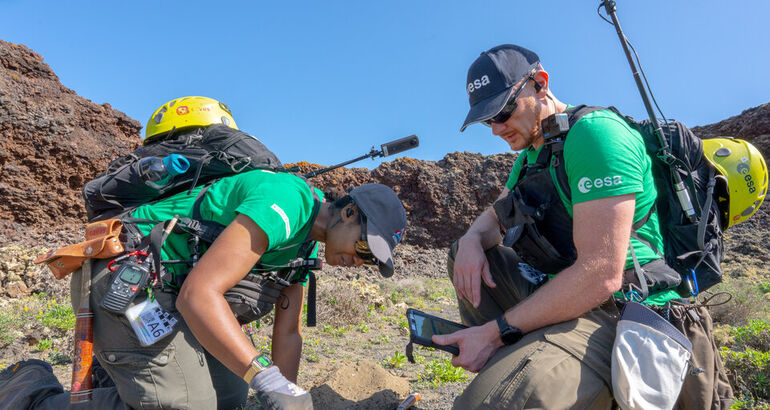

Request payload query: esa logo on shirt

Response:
[578,175,623,194]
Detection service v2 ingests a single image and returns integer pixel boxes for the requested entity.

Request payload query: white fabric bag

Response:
[611,301,692,410]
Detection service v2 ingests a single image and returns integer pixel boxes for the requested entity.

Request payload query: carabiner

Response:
[107,250,150,271]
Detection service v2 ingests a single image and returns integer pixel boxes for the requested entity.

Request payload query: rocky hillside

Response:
[0,37,767,252]
[0,40,142,245]
[0,39,515,250]
[691,102,770,154]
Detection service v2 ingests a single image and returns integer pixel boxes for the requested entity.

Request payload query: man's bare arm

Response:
[501,193,633,332]
[437,194,635,372]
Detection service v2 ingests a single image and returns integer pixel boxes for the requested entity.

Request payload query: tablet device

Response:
[406,308,467,356]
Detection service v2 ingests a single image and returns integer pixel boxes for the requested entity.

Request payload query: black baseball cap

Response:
[349,184,407,277]
[460,44,540,132]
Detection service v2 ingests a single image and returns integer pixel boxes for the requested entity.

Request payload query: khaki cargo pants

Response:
[7,258,248,409]
[447,242,732,410]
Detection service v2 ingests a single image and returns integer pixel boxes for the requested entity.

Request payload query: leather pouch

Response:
[35,219,125,279]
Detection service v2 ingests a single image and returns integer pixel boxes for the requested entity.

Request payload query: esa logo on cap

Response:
[467,75,491,94]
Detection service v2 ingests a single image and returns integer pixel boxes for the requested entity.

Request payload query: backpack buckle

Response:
[656,149,676,165]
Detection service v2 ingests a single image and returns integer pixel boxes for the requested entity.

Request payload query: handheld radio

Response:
[101,251,152,314]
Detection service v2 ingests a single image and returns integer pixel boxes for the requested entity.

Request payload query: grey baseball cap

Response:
[460,44,540,131]
[349,183,406,277]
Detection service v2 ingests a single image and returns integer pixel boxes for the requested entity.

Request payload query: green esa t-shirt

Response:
[131,169,323,283]
[505,109,664,271]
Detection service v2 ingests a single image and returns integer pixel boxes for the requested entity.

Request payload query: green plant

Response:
[39,303,76,332]
[388,286,413,304]
[389,289,405,304]
[366,305,376,318]
[34,339,53,351]
[729,392,770,409]
[731,320,770,351]
[758,282,770,294]
[322,325,347,338]
[383,351,407,368]
[46,350,71,365]
[720,347,770,401]
[420,358,468,387]
[0,312,14,346]
[357,323,370,333]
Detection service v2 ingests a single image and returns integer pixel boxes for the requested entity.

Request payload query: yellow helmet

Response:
[144,96,238,144]
[702,137,768,229]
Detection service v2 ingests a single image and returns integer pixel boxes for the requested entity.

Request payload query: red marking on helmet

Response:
[176,106,190,115]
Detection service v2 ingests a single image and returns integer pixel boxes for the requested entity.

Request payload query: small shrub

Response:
[389,289,406,304]
[0,312,14,346]
[372,334,391,345]
[384,351,407,369]
[357,323,370,333]
[34,339,53,352]
[720,347,770,401]
[731,320,770,351]
[322,325,347,338]
[39,304,76,332]
[46,350,72,365]
[420,358,468,387]
[729,393,763,409]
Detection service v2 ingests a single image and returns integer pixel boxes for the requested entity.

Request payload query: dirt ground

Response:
[1,244,474,409]
[4,235,769,409]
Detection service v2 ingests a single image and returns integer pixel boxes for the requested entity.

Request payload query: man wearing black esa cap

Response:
[432,44,732,409]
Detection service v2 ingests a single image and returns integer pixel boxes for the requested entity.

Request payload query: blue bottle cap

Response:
[163,154,190,177]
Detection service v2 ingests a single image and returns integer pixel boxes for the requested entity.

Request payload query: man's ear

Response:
[341,204,358,222]
[533,70,549,94]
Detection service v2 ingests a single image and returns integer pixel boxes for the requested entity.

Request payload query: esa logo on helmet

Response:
[467,75,490,94]
[737,157,756,193]
[578,175,623,194]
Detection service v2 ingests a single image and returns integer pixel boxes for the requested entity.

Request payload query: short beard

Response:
[531,98,543,141]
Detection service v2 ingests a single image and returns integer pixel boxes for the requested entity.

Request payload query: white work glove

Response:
[249,366,313,410]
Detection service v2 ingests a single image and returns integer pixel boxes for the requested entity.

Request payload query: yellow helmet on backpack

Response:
[144,96,238,144]
[702,137,768,229]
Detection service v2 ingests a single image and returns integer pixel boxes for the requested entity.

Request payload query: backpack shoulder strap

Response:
[545,105,606,201]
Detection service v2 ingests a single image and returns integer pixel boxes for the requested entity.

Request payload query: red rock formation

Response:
[0,40,142,245]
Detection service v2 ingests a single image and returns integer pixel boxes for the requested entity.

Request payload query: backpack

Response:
[546,106,724,297]
[83,124,284,222]
[81,124,323,325]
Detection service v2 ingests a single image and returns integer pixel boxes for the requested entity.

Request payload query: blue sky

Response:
[3,0,768,168]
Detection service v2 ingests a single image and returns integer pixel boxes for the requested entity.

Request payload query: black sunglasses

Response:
[482,76,534,127]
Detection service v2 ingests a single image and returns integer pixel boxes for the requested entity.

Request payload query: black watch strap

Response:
[496,315,524,345]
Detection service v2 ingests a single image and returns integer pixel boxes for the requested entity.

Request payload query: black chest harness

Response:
[493,106,681,299]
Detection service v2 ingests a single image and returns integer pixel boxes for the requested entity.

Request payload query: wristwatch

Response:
[243,353,273,382]
[496,315,524,345]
